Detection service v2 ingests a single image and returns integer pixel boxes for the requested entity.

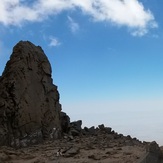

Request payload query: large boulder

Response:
[69,120,82,136]
[60,111,70,133]
[0,41,62,146]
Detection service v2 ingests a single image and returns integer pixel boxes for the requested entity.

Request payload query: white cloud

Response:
[0,0,39,26]
[131,28,148,37]
[49,37,61,47]
[67,16,79,33]
[0,0,158,36]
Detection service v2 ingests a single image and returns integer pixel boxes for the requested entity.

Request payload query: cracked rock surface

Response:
[0,41,61,147]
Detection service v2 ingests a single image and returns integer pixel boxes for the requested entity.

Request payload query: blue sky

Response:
[0,0,163,145]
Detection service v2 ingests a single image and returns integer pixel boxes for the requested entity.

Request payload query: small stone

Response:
[64,147,80,157]
[88,154,101,160]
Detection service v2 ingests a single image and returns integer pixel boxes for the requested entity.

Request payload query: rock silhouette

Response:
[0,41,61,147]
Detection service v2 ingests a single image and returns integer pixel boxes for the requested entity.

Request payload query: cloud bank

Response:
[0,0,157,36]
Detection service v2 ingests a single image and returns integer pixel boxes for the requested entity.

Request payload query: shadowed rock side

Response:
[0,41,61,147]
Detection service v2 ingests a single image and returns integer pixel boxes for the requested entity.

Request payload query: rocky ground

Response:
[0,124,161,163]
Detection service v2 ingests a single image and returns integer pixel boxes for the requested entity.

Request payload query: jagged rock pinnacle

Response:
[0,41,61,147]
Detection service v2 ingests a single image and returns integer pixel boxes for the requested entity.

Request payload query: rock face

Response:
[60,112,70,133]
[138,141,163,163]
[0,41,61,146]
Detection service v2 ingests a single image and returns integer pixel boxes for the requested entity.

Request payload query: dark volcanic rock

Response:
[0,41,61,147]
[69,120,82,136]
[63,146,80,157]
[60,111,70,133]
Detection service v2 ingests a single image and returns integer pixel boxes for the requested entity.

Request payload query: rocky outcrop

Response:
[0,123,150,163]
[69,120,82,136]
[137,141,163,163]
[60,112,83,137]
[60,112,70,133]
[0,41,61,147]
